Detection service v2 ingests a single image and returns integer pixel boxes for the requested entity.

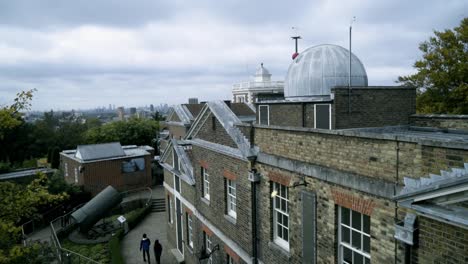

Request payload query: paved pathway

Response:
[120,186,177,264]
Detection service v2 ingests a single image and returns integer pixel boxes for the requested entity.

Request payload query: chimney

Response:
[188,98,199,104]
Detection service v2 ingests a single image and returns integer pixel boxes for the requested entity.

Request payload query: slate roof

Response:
[395,163,468,227]
[183,104,204,119]
[76,142,126,161]
[186,101,257,159]
[230,103,256,117]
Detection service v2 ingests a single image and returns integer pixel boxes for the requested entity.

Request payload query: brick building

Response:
[60,142,154,195]
[159,44,468,264]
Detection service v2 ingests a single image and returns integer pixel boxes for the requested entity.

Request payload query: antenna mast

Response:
[291,27,301,60]
[348,16,356,113]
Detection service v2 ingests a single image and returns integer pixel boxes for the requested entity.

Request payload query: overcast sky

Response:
[0,0,465,111]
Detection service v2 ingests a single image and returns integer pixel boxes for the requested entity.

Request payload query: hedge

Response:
[109,205,151,264]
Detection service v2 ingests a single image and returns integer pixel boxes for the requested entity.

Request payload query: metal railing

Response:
[121,186,153,207]
[47,187,152,263]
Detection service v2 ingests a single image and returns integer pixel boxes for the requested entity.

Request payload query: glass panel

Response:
[277,212,283,224]
[352,211,361,230]
[342,226,350,244]
[284,228,289,241]
[343,247,352,263]
[281,199,286,212]
[353,252,363,264]
[275,197,280,209]
[283,214,288,227]
[365,257,370,264]
[363,235,370,253]
[363,215,370,234]
[342,207,350,226]
[352,230,361,250]
[277,224,282,238]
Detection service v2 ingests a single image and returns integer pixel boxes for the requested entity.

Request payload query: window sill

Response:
[201,197,210,206]
[224,214,237,225]
[185,244,194,255]
[268,241,290,258]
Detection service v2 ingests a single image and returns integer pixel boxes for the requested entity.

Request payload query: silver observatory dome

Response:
[285,44,368,99]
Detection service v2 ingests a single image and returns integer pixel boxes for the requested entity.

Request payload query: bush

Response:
[61,239,110,264]
[126,206,151,230]
[109,229,124,264]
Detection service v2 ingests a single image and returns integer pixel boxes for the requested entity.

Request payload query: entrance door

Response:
[175,197,184,255]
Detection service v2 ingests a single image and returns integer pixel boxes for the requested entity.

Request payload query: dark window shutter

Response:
[259,105,269,125]
[315,104,330,129]
[302,191,316,264]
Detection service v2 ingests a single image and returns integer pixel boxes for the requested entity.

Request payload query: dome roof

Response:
[285,44,368,99]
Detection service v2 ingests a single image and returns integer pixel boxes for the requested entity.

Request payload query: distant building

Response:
[188,98,199,104]
[117,106,125,120]
[232,63,284,103]
[150,104,154,112]
[60,142,154,195]
[130,107,137,116]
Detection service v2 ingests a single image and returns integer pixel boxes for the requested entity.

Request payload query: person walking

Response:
[153,239,163,264]
[140,234,151,263]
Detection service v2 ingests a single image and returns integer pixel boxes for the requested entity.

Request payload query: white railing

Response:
[232,81,284,90]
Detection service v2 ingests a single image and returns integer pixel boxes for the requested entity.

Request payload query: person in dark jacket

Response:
[153,239,163,264]
[140,234,151,263]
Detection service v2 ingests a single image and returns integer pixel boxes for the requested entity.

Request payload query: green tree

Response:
[85,117,158,146]
[398,17,468,114]
[0,89,35,140]
[0,173,68,263]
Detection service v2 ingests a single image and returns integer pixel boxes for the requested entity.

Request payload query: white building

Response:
[232,63,284,103]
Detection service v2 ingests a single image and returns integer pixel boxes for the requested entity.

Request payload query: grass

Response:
[61,238,110,264]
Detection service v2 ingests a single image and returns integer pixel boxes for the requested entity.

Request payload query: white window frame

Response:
[259,105,270,125]
[168,197,173,224]
[204,232,212,264]
[227,180,237,218]
[338,206,371,264]
[74,168,78,183]
[202,168,210,200]
[314,104,332,129]
[64,162,69,177]
[272,182,289,250]
[187,213,193,249]
[227,254,235,264]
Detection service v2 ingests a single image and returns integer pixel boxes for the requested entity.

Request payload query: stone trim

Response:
[258,152,397,199]
[268,171,292,187]
[184,207,193,215]
[224,245,241,263]
[331,189,376,215]
[223,170,237,180]
[200,160,209,169]
[202,224,214,237]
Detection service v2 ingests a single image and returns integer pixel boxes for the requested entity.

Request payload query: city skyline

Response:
[0,0,466,110]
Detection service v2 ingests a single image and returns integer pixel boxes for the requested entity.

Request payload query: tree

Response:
[0,173,67,263]
[0,89,35,140]
[85,117,159,146]
[398,18,468,114]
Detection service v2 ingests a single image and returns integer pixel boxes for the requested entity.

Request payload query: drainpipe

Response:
[301,102,306,127]
[251,178,258,264]
[394,137,400,264]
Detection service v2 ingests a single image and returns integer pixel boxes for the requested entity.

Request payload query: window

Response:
[314,104,331,129]
[259,105,269,125]
[64,163,69,177]
[211,116,216,130]
[202,167,210,200]
[272,182,289,250]
[338,207,371,264]
[187,213,193,249]
[167,196,173,223]
[227,254,235,264]
[121,158,145,173]
[74,168,78,183]
[204,232,212,264]
[226,180,237,218]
